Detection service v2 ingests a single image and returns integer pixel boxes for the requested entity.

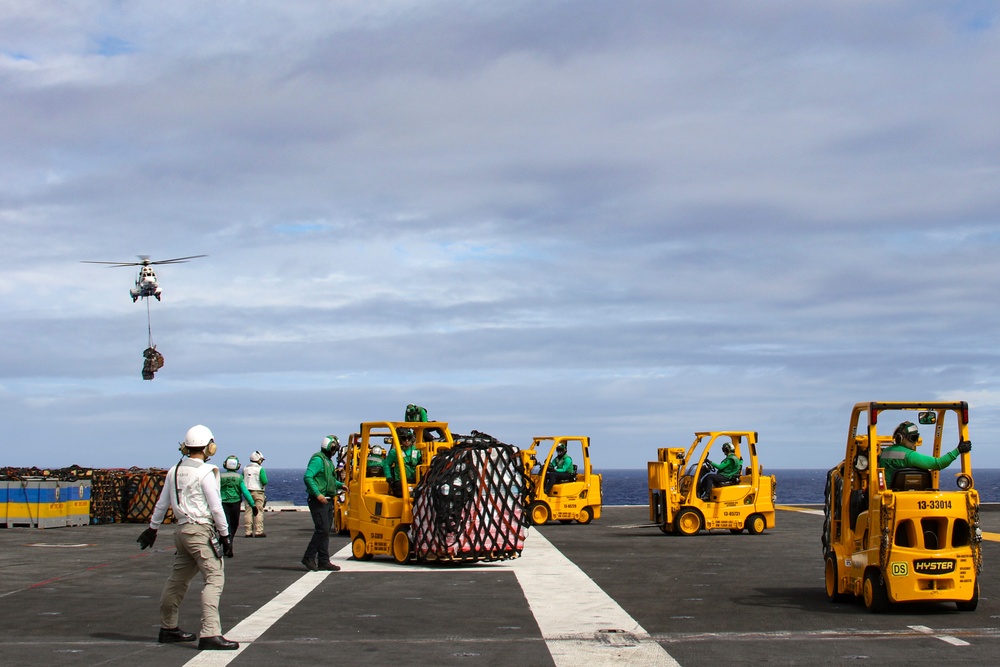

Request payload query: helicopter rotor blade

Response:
[81,254,207,267]
[147,255,208,265]
[80,260,144,267]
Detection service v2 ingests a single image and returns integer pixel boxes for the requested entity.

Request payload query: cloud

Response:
[2,2,1000,474]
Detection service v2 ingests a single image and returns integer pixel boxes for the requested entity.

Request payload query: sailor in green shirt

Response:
[383,428,422,497]
[544,443,576,493]
[697,442,743,500]
[301,435,345,572]
[879,421,971,486]
[220,455,256,546]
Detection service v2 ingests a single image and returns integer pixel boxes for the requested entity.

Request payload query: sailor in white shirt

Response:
[137,424,238,651]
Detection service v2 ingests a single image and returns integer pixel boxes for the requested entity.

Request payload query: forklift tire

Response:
[824,555,847,602]
[528,502,550,526]
[675,508,702,536]
[392,526,412,565]
[577,506,593,525]
[863,570,889,613]
[746,513,766,535]
[333,509,348,536]
[351,534,372,561]
[956,580,979,612]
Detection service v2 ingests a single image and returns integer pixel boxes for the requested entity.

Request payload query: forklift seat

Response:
[889,468,932,491]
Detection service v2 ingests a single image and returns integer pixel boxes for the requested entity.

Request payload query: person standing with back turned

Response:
[243,450,268,537]
[136,424,238,651]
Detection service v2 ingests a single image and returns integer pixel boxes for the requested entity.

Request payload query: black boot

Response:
[198,636,239,650]
[158,627,196,643]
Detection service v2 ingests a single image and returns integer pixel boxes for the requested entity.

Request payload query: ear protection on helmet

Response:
[179,424,217,459]
[179,441,218,457]
[722,442,735,455]
[893,421,920,446]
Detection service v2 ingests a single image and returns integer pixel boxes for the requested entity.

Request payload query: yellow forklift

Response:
[648,431,775,535]
[346,422,528,564]
[521,436,602,525]
[822,402,980,612]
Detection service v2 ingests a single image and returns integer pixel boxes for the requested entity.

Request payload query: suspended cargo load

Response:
[142,346,164,380]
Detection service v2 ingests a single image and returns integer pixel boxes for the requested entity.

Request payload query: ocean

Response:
[261,468,1000,506]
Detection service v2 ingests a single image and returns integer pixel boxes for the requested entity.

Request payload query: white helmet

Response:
[321,435,340,453]
[249,450,264,464]
[184,425,214,450]
[223,455,240,471]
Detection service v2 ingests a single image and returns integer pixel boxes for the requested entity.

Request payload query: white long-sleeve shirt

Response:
[149,457,229,536]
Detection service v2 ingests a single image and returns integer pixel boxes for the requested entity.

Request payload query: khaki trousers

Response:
[159,523,225,637]
[244,490,266,535]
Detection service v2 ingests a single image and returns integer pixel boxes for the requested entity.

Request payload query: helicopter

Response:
[81,255,207,302]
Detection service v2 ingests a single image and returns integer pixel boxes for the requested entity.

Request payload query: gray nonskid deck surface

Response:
[0,506,997,666]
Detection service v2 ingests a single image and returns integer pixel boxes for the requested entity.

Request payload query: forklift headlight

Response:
[956,474,973,490]
[853,454,869,472]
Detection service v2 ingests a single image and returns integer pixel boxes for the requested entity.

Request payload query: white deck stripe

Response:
[908,624,970,646]
[186,532,679,666]
[183,570,332,666]
[509,531,681,666]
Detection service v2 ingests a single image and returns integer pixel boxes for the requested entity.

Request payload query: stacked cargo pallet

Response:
[1,466,169,528]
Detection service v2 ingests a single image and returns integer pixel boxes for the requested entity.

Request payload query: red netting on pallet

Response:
[91,468,173,524]
[410,431,529,563]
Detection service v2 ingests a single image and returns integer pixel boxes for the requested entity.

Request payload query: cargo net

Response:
[411,431,529,563]
[91,468,173,525]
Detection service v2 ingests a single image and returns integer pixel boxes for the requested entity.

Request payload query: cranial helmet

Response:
[722,442,735,456]
[398,428,415,443]
[223,455,240,471]
[249,450,264,464]
[556,443,567,452]
[321,435,340,453]
[893,421,920,447]
[181,424,217,458]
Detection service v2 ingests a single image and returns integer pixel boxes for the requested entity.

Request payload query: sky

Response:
[2,1,1000,472]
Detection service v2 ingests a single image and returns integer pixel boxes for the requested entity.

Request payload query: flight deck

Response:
[0,506,997,666]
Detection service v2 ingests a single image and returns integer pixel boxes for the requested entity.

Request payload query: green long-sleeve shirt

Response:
[383,444,422,483]
[879,444,960,482]
[550,453,574,474]
[709,453,743,480]
[220,471,254,505]
[304,451,343,498]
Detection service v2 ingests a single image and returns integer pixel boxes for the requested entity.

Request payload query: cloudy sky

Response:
[3,1,1000,472]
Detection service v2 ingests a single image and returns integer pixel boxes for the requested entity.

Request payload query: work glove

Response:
[221,534,234,558]
[137,527,157,550]
[958,440,972,454]
[252,506,259,517]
